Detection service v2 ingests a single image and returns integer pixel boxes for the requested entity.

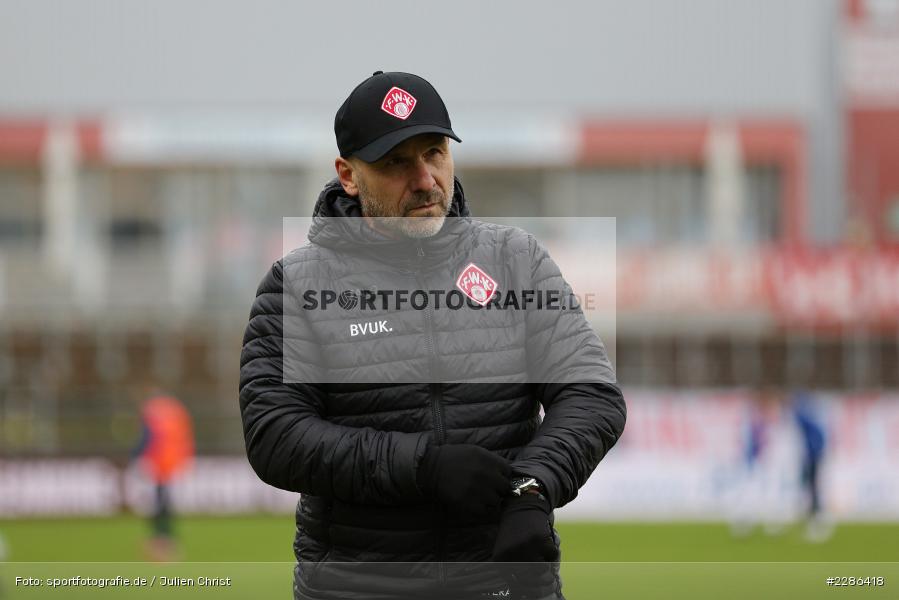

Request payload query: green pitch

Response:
[0,516,896,598]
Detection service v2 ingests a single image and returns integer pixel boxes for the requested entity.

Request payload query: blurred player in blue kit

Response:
[791,389,831,541]
[729,388,830,541]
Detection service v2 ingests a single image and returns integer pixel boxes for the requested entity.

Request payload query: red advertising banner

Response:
[615,247,899,328]
[765,248,899,328]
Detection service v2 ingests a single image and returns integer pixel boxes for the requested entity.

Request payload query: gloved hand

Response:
[416,444,511,517]
[492,493,559,599]
[491,493,558,562]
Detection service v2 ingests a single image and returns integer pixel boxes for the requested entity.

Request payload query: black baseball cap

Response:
[335,71,461,162]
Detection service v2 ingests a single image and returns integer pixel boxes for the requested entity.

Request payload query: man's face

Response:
[346,134,454,238]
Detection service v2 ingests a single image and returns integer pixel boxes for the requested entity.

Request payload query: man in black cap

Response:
[333,71,462,241]
[239,71,626,600]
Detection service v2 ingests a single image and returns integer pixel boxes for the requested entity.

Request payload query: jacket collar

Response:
[307,177,473,267]
[311,176,470,219]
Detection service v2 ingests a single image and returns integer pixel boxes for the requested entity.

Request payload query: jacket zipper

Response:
[415,243,445,443]
[416,242,447,587]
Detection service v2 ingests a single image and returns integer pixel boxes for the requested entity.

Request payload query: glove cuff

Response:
[501,491,551,515]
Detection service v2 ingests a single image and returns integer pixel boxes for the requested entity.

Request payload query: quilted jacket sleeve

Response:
[239,259,431,505]
[510,237,627,509]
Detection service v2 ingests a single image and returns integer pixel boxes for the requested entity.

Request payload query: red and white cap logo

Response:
[381,86,417,120]
[456,263,498,306]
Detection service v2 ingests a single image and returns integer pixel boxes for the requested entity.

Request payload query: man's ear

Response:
[335,157,359,197]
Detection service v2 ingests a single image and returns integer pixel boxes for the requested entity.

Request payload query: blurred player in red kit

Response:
[132,388,195,561]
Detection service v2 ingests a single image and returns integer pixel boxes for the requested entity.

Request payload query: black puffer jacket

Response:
[239,178,626,599]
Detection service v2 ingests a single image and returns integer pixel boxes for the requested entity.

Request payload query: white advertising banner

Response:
[0,457,297,518]
[560,390,899,522]
[1,392,897,520]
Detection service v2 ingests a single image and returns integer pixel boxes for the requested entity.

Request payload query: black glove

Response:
[492,494,559,599]
[491,493,558,562]
[416,444,511,517]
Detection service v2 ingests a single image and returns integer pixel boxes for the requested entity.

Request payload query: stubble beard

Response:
[357,177,452,239]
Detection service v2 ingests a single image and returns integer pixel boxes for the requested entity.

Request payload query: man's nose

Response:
[408,158,437,192]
